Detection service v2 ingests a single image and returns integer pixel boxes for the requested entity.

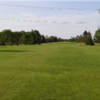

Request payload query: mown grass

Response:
[0,42,100,100]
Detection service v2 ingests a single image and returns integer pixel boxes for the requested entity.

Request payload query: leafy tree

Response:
[82,30,88,43]
[19,34,28,45]
[49,36,54,42]
[34,30,41,45]
[52,36,57,42]
[94,29,100,43]
[78,35,83,43]
[45,35,49,43]
[8,32,14,45]
[45,39,49,43]
[70,37,76,42]
[0,39,5,46]
[75,31,94,45]
[57,38,63,42]
[29,29,35,45]
[13,32,20,45]
[1,29,12,44]
[85,32,94,45]
[0,29,63,45]
[75,35,80,43]
[49,36,57,42]
[40,35,45,43]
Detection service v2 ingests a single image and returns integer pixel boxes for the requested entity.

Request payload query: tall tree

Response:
[34,30,41,45]
[40,35,46,43]
[29,29,35,45]
[82,30,88,43]
[1,29,12,44]
[19,34,28,45]
[94,29,100,43]
[85,32,94,45]
[13,32,20,45]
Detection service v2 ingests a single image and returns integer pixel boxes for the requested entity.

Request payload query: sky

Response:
[0,1,100,39]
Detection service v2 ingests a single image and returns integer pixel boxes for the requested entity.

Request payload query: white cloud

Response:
[21,11,99,24]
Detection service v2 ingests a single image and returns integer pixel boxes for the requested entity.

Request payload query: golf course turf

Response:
[0,42,100,100]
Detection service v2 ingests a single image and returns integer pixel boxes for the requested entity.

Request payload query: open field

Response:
[0,42,100,100]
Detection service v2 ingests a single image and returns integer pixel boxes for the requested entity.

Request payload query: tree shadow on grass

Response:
[0,50,28,52]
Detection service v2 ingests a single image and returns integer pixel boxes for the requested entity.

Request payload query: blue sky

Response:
[0,1,100,39]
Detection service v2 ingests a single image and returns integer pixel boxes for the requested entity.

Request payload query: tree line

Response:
[0,29,63,45]
[67,29,100,45]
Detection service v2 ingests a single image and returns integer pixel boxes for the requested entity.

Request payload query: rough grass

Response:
[0,42,100,100]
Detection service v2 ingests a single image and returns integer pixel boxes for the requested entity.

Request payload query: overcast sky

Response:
[0,0,100,39]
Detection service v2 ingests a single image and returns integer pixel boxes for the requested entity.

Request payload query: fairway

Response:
[0,42,100,100]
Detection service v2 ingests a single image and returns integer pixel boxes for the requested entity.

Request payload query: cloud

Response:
[22,12,99,24]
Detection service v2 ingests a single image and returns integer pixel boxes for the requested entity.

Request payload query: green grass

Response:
[0,42,100,100]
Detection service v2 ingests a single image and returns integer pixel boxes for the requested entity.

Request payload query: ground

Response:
[0,42,100,100]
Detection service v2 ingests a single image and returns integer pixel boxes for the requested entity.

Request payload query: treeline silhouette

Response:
[0,29,63,45]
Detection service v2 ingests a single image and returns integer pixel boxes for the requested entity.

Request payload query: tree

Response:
[40,35,45,43]
[13,32,20,45]
[57,38,63,42]
[49,36,54,42]
[1,29,12,44]
[45,35,49,43]
[49,36,57,42]
[82,30,88,43]
[75,35,80,43]
[29,29,35,45]
[34,30,41,45]
[94,29,100,43]
[19,34,28,45]
[0,39,5,46]
[8,32,14,45]
[52,36,57,42]
[85,32,94,45]
[78,35,83,43]
[70,37,76,42]
[0,29,63,45]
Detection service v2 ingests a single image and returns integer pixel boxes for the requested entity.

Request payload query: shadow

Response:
[0,50,28,52]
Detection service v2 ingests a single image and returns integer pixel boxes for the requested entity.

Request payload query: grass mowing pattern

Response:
[0,42,100,100]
